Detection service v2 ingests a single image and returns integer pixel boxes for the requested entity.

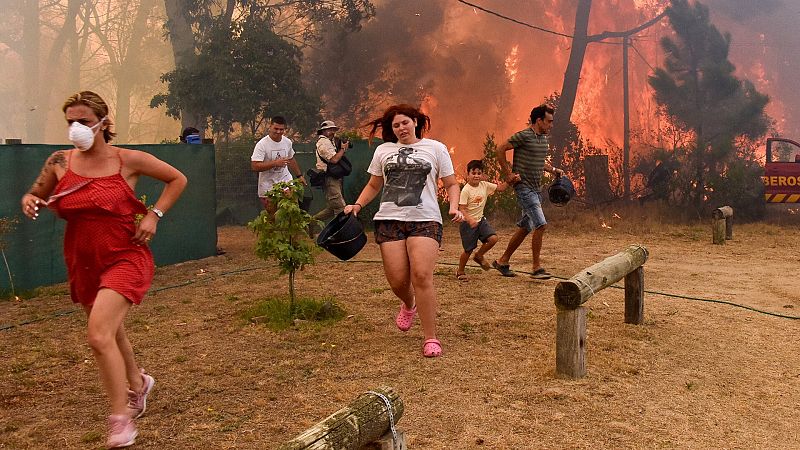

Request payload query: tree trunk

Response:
[23,0,43,143]
[289,269,296,315]
[550,0,592,167]
[68,10,80,93]
[163,0,204,130]
[694,137,705,214]
[115,0,157,142]
[583,155,614,204]
[38,0,81,141]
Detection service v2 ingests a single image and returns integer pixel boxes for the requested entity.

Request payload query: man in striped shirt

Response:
[492,104,564,280]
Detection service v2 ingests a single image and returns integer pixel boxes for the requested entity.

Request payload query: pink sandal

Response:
[395,303,417,332]
[422,339,443,358]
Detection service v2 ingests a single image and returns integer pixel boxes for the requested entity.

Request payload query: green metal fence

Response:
[214,139,379,225]
[0,139,380,294]
[0,144,217,294]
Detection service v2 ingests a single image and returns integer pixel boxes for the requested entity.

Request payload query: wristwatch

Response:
[151,207,164,219]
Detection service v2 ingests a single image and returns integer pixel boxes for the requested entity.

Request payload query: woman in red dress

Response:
[20,91,187,448]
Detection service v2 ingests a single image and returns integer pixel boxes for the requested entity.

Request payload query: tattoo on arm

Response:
[28,151,64,194]
[28,169,48,194]
[48,151,67,169]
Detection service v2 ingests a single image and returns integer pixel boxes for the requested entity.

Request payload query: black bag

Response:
[306,168,326,187]
[317,136,353,179]
[324,155,352,179]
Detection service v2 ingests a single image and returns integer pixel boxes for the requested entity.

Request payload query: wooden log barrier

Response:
[554,245,648,378]
[711,206,734,244]
[556,306,587,378]
[624,266,644,324]
[280,386,404,450]
[554,244,649,310]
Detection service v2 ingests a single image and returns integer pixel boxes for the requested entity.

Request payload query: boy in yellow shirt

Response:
[456,160,509,280]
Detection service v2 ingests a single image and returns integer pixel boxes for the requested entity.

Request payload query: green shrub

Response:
[243,296,345,330]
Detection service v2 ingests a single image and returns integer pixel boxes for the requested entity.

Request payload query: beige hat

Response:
[318,120,338,132]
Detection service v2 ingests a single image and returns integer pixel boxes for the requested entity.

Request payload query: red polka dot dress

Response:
[49,151,154,306]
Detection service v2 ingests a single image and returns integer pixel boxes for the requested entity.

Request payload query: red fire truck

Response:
[763,137,800,203]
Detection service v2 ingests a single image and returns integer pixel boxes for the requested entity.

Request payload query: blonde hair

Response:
[62,91,116,142]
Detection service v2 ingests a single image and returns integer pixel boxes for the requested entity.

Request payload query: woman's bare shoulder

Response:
[45,149,72,170]
[118,147,157,165]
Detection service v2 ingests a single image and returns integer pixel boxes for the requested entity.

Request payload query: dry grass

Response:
[1,207,799,449]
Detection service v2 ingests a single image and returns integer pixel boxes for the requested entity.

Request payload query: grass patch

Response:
[10,362,32,374]
[80,430,102,443]
[459,322,476,335]
[242,296,346,331]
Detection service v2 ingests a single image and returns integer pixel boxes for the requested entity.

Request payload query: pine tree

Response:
[648,0,769,213]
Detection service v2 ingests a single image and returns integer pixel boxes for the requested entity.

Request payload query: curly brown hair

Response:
[365,104,431,144]
[62,91,116,142]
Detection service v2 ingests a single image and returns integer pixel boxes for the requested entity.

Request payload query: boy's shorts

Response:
[459,217,496,252]
[374,220,443,245]
[515,184,547,232]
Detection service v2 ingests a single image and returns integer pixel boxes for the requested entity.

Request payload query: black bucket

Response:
[316,212,367,261]
[548,175,576,206]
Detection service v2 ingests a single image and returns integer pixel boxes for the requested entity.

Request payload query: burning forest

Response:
[1,0,798,214]
[311,0,797,209]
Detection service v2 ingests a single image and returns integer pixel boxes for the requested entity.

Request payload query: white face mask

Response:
[68,117,105,151]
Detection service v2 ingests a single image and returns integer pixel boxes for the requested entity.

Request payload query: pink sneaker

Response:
[127,369,155,419]
[107,414,137,448]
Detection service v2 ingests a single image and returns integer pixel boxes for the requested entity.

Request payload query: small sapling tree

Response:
[248,180,320,313]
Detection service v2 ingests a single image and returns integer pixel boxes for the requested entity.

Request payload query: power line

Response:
[3,259,797,332]
[454,0,573,38]
[630,41,656,72]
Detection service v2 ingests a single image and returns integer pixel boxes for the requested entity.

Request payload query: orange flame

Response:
[505,45,519,84]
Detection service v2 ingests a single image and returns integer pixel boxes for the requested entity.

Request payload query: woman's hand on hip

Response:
[133,214,158,246]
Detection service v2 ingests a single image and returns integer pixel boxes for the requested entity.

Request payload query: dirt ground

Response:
[1,206,799,449]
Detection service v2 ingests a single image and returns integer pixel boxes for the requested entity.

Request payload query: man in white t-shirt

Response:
[250,116,305,212]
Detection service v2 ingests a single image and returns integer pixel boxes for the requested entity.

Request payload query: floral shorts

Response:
[374,220,443,245]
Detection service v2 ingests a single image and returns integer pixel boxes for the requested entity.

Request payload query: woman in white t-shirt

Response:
[343,104,464,357]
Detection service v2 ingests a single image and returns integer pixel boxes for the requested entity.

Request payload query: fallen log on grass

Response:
[279,386,404,450]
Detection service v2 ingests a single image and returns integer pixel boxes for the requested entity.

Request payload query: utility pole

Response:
[550,9,666,196]
[623,36,630,200]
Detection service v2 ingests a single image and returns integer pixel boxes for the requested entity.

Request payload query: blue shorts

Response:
[459,217,496,252]
[515,185,547,232]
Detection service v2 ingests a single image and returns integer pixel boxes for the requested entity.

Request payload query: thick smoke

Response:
[4,0,796,155]
[312,0,514,172]
[708,0,800,139]
[312,0,682,172]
